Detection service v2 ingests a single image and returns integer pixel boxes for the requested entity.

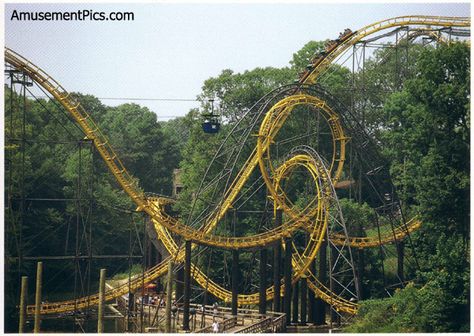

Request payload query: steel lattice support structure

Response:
[3,16,470,328]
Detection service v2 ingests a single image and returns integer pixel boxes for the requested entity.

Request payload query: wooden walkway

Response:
[192,305,286,333]
[129,302,286,333]
[107,283,287,333]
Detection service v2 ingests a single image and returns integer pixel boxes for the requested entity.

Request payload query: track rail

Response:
[332,216,422,248]
[7,14,469,316]
[301,15,470,84]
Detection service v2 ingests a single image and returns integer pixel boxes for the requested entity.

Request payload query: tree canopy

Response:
[4,40,470,333]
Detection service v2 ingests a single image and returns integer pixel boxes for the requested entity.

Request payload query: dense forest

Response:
[4,40,469,332]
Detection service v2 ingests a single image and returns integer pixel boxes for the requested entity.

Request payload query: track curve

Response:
[7,14,469,316]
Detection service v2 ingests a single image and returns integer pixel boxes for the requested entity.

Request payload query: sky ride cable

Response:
[8,15,470,315]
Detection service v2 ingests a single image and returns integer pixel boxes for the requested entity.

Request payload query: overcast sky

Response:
[4,2,471,120]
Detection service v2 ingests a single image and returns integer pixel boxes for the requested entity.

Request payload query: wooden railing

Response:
[192,303,285,333]
[272,314,286,333]
[235,317,273,333]
[195,316,240,333]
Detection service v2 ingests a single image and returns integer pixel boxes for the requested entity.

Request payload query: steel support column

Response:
[397,241,404,284]
[176,267,184,304]
[259,248,267,314]
[284,237,292,325]
[308,260,316,324]
[292,279,299,324]
[357,221,365,300]
[273,209,282,312]
[182,240,192,331]
[232,250,239,316]
[315,238,327,325]
[300,277,308,325]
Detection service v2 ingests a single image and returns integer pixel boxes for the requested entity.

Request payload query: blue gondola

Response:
[202,116,220,133]
[201,99,220,133]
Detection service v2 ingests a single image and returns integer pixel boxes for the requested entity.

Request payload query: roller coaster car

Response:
[202,114,220,134]
[325,40,338,52]
[337,28,353,42]
[298,70,309,79]
[312,55,325,66]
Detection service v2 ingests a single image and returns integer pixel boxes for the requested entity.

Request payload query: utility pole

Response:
[33,262,42,333]
[19,276,28,333]
[98,269,106,333]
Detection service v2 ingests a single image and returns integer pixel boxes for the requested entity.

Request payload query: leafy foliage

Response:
[348,42,470,332]
[4,37,469,333]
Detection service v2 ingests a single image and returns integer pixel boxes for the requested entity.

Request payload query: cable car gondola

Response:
[201,99,220,134]
[202,114,220,133]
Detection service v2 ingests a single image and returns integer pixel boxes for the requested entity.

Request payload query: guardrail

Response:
[196,316,241,333]
[235,317,273,333]
[191,303,285,333]
[272,314,286,333]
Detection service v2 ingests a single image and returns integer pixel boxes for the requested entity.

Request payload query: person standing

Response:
[212,321,219,333]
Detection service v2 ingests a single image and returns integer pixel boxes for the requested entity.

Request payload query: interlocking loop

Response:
[7,15,469,315]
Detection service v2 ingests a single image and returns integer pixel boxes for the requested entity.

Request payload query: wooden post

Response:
[283,237,292,326]
[33,262,42,333]
[259,248,267,314]
[182,240,192,331]
[273,209,282,312]
[19,276,28,333]
[98,268,106,333]
[231,250,239,316]
[165,261,174,333]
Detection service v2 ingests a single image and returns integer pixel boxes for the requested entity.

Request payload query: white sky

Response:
[4,2,471,120]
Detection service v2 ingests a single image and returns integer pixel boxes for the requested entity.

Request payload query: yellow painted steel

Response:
[332,216,422,248]
[7,15,469,316]
[150,151,333,307]
[302,15,470,84]
[5,49,326,250]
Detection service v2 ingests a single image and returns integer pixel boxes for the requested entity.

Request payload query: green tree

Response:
[349,42,470,332]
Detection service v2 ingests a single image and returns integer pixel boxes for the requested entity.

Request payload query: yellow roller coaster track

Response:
[301,15,470,85]
[7,15,469,316]
[332,216,422,248]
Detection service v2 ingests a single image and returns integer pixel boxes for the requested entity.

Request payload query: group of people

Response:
[138,295,165,306]
[132,296,222,332]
